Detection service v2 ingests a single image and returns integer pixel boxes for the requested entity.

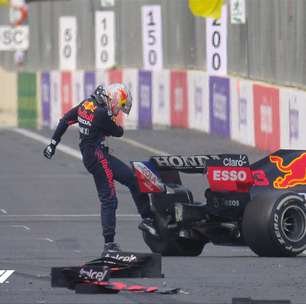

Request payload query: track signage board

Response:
[0,26,29,51]
[59,16,77,70]
[206,5,227,75]
[95,11,115,69]
[141,5,163,70]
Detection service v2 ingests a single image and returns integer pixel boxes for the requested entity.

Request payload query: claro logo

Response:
[213,170,247,181]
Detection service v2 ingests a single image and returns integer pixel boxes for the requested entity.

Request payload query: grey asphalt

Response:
[0,127,304,304]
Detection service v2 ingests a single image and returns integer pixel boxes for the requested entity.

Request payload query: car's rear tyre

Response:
[242,192,306,257]
[142,230,205,256]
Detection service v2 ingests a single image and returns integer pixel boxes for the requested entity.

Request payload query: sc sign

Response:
[0,26,29,51]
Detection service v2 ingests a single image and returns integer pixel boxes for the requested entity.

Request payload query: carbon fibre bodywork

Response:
[132,150,306,255]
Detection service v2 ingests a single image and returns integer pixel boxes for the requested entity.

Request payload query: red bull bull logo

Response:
[270,152,306,189]
[83,101,97,113]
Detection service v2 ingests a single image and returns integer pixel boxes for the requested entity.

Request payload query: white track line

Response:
[36,237,54,243]
[0,209,7,214]
[10,225,31,231]
[120,137,169,156]
[14,128,82,160]
[13,128,168,160]
[0,270,15,284]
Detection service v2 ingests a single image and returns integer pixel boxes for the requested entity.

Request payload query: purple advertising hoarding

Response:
[209,76,230,137]
[41,72,51,127]
[84,72,96,98]
[289,99,299,145]
[138,70,152,129]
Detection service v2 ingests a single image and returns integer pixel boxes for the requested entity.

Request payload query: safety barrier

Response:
[1,68,305,151]
[0,67,17,127]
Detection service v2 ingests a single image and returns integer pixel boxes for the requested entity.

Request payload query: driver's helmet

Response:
[92,84,108,105]
[105,83,132,116]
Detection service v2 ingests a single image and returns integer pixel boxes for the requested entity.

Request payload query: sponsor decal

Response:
[252,169,269,186]
[158,83,165,108]
[41,72,51,127]
[78,116,92,126]
[134,161,164,193]
[222,155,248,167]
[0,270,15,283]
[238,97,247,128]
[260,102,272,134]
[270,153,306,189]
[289,107,299,144]
[104,253,137,263]
[213,169,247,182]
[170,71,188,128]
[78,108,94,122]
[61,71,72,115]
[79,268,108,281]
[194,86,203,120]
[152,155,220,169]
[138,70,152,128]
[223,199,240,207]
[207,166,254,192]
[79,126,89,135]
[209,76,230,137]
[253,84,280,151]
[83,100,97,113]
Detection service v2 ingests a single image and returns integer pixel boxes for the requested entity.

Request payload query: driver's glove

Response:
[43,139,57,159]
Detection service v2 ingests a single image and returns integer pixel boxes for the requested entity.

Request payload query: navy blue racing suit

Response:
[50,97,152,243]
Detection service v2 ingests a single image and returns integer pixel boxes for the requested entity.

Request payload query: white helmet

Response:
[105,83,132,116]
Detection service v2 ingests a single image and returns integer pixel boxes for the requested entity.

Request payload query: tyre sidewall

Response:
[270,193,306,254]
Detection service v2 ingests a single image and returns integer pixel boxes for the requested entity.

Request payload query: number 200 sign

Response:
[206,5,227,75]
[142,5,163,71]
[95,11,115,69]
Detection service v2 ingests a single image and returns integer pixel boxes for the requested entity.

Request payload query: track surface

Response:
[0,127,305,304]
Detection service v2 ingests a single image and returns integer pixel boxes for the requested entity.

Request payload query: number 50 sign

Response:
[142,5,163,71]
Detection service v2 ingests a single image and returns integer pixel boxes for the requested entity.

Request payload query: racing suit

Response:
[50,97,152,243]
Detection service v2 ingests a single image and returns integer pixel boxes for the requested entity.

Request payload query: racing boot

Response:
[103,242,121,253]
[138,218,158,237]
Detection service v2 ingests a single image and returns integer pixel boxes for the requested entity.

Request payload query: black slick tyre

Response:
[242,192,306,257]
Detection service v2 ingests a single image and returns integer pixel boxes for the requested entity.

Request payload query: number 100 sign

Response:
[95,11,115,69]
[142,5,163,71]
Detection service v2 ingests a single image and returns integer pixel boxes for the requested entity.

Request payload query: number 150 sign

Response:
[142,6,163,71]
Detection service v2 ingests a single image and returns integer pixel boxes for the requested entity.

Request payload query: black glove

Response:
[43,140,57,159]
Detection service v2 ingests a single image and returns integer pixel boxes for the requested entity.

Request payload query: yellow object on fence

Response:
[0,0,9,6]
[189,0,224,19]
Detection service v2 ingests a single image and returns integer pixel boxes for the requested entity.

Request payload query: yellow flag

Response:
[189,0,224,19]
[0,0,9,6]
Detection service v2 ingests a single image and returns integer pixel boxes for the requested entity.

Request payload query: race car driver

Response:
[43,83,157,253]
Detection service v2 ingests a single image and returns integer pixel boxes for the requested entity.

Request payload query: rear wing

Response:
[132,150,306,194]
[131,154,254,193]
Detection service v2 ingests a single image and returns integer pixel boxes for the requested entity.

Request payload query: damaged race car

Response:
[132,149,306,257]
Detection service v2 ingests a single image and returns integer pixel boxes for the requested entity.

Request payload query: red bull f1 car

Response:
[132,150,306,257]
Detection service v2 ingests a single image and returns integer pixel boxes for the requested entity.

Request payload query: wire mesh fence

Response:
[0,0,306,88]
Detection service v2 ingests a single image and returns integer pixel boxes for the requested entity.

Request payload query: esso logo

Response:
[213,170,247,181]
